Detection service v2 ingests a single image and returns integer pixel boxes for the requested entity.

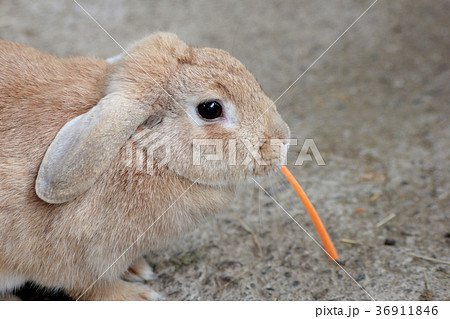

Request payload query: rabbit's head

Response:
[36,33,290,203]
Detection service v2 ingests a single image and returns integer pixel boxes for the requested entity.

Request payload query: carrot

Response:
[280,166,339,261]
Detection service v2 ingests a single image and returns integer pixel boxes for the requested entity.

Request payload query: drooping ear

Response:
[36,93,149,204]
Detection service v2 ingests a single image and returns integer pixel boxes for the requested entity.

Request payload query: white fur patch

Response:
[0,273,26,293]
[106,52,125,64]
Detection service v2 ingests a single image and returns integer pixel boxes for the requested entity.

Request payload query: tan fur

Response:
[0,33,289,300]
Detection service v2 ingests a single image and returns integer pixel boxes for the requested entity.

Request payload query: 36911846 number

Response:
[375,306,438,316]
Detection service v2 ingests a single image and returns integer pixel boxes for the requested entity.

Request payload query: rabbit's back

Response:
[0,41,111,202]
[0,42,111,255]
[0,42,115,288]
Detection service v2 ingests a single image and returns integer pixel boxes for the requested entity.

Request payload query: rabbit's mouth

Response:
[172,159,284,188]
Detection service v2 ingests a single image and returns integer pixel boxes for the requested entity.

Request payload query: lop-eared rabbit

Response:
[0,33,289,300]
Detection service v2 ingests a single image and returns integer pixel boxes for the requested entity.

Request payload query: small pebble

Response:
[384,238,396,246]
[336,259,346,266]
[419,288,433,301]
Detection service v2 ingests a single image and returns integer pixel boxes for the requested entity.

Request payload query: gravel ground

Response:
[1,0,449,300]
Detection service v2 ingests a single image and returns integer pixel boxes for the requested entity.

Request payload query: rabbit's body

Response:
[0,34,289,300]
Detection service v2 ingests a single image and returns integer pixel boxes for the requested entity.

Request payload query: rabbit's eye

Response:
[197,101,223,120]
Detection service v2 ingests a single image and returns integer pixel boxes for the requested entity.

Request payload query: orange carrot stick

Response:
[280,165,339,261]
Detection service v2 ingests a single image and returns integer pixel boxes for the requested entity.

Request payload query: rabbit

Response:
[0,32,290,300]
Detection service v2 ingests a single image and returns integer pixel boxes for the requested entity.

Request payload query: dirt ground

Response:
[1,0,448,301]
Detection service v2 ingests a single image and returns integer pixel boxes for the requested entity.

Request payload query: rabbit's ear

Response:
[36,93,148,204]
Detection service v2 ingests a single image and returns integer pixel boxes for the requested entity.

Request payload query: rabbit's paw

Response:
[122,256,155,282]
[109,281,163,301]
[76,280,162,301]
[122,283,162,301]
